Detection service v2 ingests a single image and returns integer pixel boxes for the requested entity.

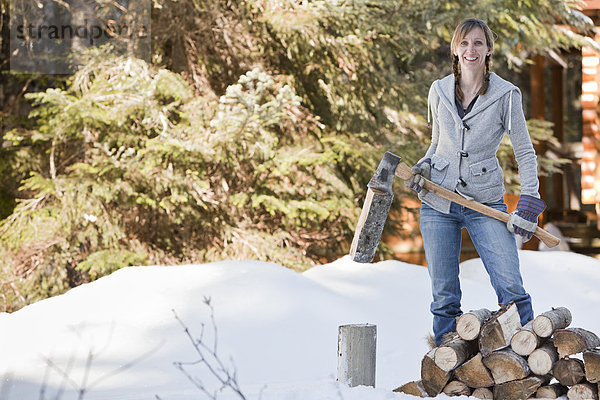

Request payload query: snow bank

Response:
[0,251,598,399]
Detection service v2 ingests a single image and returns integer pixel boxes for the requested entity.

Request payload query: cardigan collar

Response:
[428,72,518,132]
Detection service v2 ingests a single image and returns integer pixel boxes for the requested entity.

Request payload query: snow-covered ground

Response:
[1,251,599,399]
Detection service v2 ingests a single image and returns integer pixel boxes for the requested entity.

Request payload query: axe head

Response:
[350,152,402,263]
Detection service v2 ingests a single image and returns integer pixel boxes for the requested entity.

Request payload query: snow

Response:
[1,251,599,399]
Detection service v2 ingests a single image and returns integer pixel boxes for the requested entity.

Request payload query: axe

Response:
[349,151,561,263]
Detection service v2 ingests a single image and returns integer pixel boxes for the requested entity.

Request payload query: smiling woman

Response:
[404,17,546,346]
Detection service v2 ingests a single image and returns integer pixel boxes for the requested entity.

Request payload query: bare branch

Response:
[171,301,248,400]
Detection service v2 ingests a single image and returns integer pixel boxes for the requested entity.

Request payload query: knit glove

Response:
[507,195,546,242]
[404,158,431,197]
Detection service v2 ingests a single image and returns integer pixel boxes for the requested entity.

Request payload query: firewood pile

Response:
[394,304,600,399]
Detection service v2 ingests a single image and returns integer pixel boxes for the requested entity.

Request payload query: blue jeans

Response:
[420,199,534,345]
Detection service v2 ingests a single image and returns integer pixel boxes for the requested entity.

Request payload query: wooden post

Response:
[551,63,565,211]
[527,53,546,250]
[337,324,376,387]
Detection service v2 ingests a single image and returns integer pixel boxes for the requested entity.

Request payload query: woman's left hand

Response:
[506,195,546,242]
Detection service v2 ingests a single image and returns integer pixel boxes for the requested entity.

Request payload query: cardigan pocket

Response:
[430,154,449,184]
[468,157,502,189]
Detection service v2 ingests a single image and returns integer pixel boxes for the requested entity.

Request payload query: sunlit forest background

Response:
[0,0,595,311]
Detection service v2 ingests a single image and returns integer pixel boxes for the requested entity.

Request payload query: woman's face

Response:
[454,27,490,76]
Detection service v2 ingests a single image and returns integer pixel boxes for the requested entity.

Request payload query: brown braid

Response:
[479,54,491,95]
[453,55,464,101]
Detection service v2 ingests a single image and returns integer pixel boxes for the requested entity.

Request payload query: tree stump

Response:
[511,320,541,356]
[483,348,530,384]
[567,382,599,400]
[337,324,376,387]
[421,348,451,397]
[442,380,471,396]
[457,308,493,341]
[472,387,494,399]
[554,357,586,386]
[584,349,600,384]
[494,375,551,400]
[393,380,427,397]
[479,302,521,356]
[528,339,559,376]
[536,383,568,399]
[532,307,572,338]
[434,334,478,372]
[454,353,495,388]
[554,328,600,358]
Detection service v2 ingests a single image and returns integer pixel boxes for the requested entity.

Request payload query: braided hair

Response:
[450,18,495,101]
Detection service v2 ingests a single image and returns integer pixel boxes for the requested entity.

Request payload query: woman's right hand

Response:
[404,158,431,196]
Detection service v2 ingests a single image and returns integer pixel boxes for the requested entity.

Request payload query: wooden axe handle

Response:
[395,162,560,248]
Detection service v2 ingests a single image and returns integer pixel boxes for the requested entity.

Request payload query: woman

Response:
[406,18,545,346]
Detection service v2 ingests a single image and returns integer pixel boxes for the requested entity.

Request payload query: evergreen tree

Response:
[0,0,594,311]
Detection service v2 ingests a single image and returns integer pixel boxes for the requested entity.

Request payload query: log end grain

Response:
[457,313,483,341]
[479,303,521,356]
[532,315,554,338]
[494,375,548,400]
[472,387,494,399]
[434,346,458,371]
[554,357,586,387]
[454,352,495,388]
[532,307,573,338]
[511,329,539,356]
[567,382,599,400]
[528,340,558,376]
[442,380,471,397]
[421,348,451,397]
[584,350,600,384]
[536,383,568,399]
[393,380,428,397]
[555,328,600,358]
[483,349,530,385]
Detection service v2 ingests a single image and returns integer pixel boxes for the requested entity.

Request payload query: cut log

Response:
[349,186,394,263]
[554,357,586,386]
[511,320,542,356]
[392,380,428,397]
[554,328,600,358]
[532,307,572,338]
[442,380,471,396]
[434,334,478,371]
[494,375,551,400]
[457,308,493,341]
[567,382,599,400]
[528,339,559,376]
[472,387,494,399]
[454,353,495,388]
[536,383,568,399]
[584,349,600,383]
[479,302,522,356]
[483,348,530,384]
[421,348,451,397]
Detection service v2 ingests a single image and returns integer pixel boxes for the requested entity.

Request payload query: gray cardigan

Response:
[419,72,540,214]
